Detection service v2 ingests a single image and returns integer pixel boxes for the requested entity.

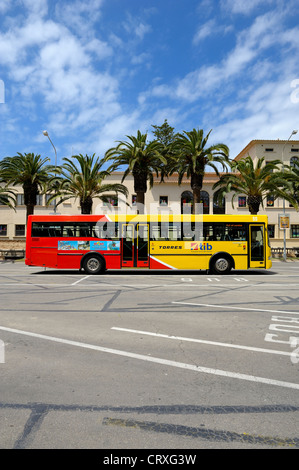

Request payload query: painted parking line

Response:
[111,327,293,357]
[172,301,299,316]
[71,275,90,286]
[0,325,298,390]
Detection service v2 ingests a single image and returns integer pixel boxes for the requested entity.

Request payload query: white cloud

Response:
[40,36,89,71]
[211,72,299,158]
[135,22,151,40]
[22,0,48,17]
[123,13,152,40]
[0,0,123,158]
[134,6,299,161]
[148,10,289,103]
[85,38,113,60]
[131,52,151,65]
[193,19,216,44]
[1,0,298,163]
[220,0,275,15]
[55,0,104,35]
[0,17,62,66]
[0,0,11,13]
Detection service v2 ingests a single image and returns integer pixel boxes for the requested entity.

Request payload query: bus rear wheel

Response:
[82,254,105,274]
[210,256,232,274]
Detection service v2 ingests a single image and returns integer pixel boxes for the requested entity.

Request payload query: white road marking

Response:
[0,325,298,390]
[111,327,293,357]
[172,301,299,316]
[71,275,90,286]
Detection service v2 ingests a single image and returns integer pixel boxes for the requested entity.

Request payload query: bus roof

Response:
[27,214,268,223]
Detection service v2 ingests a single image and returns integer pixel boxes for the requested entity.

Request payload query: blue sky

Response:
[0,0,299,168]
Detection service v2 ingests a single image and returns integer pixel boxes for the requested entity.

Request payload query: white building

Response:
[0,139,298,251]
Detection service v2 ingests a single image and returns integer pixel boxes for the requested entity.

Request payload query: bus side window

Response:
[150,224,160,240]
[79,227,90,237]
[203,224,213,241]
[213,224,225,241]
[169,222,181,241]
[226,224,246,241]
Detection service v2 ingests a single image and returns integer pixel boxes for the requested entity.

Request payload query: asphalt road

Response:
[0,260,298,451]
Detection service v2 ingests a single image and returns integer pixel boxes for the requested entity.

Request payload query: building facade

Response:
[0,139,298,250]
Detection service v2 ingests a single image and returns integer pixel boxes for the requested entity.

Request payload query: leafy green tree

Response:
[104,131,166,213]
[169,128,229,213]
[0,152,51,220]
[151,119,178,147]
[212,155,297,214]
[48,153,128,214]
[151,120,179,183]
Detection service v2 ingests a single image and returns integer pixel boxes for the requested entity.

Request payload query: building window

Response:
[181,191,193,213]
[290,156,299,169]
[0,224,7,236]
[213,192,225,214]
[17,194,25,206]
[45,194,55,206]
[159,196,168,206]
[36,194,43,205]
[265,148,274,152]
[267,195,275,207]
[181,191,209,214]
[238,196,247,208]
[268,225,275,238]
[291,148,299,152]
[15,225,25,236]
[291,225,299,238]
[200,191,210,214]
[132,195,137,206]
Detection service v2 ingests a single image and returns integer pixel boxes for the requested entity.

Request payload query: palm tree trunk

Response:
[80,196,93,214]
[133,171,147,214]
[247,195,262,215]
[24,183,37,222]
[136,191,145,214]
[191,173,203,214]
[26,204,34,222]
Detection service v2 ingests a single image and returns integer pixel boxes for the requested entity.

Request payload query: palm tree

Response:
[212,155,297,214]
[284,163,299,211]
[0,184,16,209]
[169,129,229,214]
[104,131,166,213]
[0,153,51,221]
[47,153,128,214]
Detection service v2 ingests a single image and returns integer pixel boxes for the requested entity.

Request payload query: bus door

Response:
[249,224,265,268]
[121,223,134,267]
[137,223,149,267]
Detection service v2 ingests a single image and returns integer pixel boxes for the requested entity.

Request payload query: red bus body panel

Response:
[26,214,120,269]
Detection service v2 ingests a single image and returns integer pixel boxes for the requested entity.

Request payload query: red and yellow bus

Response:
[25,214,272,274]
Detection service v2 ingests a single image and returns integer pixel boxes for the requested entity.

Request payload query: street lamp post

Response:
[43,130,57,214]
[282,130,298,262]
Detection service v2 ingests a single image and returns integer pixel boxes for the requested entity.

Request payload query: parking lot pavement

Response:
[0,260,299,450]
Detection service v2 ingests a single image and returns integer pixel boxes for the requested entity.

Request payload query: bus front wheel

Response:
[210,255,232,274]
[82,254,105,274]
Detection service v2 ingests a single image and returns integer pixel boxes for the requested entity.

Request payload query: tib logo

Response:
[0,80,4,104]
[0,339,4,363]
[191,242,212,251]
